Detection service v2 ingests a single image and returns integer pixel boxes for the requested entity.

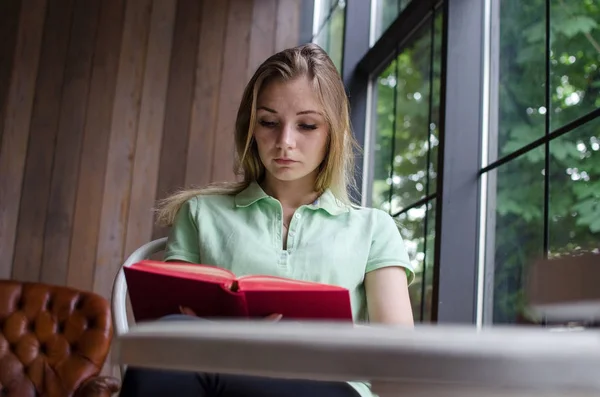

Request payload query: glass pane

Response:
[390,23,433,213]
[494,0,546,162]
[371,0,412,44]
[487,146,545,324]
[313,0,339,37]
[396,199,435,322]
[371,60,397,212]
[550,0,600,130]
[371,13,441,213]
[313,2,345,72]
[549,116,600,255]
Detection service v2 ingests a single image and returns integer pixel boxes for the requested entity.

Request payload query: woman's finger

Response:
[179,305,198,316]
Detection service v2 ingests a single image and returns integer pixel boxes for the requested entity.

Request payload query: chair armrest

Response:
[73,376,121,397]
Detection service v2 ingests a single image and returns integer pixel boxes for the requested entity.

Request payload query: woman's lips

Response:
[274,158,296,165]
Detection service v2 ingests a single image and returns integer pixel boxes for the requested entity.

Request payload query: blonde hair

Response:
[155,43,359,226]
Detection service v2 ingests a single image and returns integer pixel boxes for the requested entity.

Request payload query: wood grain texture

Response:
[0,0,304,315]
[0,0,47,278]
[40,0,101,286]
[124,0,176,258]
[93,0,153,301]
[12,0,75,283]
[66,0,125,292]
[211,0,254,183]
[247,0,277,81]
[0,0,21,153]
[152,0,202,241]
[275,0,301,52]
[185,0,229,187]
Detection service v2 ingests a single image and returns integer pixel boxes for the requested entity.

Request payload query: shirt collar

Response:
[234,182,349,216]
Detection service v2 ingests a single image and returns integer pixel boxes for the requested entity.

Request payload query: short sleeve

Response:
[366,209,415,285]
[163,197,201,263]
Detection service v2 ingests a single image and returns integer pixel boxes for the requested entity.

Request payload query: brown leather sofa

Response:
[0,280,120,396]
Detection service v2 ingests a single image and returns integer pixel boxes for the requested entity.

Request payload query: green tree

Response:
[371,0,600,323]
[372,14,442,321]
[492,0,600,323]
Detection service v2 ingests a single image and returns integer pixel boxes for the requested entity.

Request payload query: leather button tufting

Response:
[0,280,114,396]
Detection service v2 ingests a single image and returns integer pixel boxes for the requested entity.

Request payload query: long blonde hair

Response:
[155,43,359,226]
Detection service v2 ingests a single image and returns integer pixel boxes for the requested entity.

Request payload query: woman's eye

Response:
[259,120,277,128]
[299,124,317,130]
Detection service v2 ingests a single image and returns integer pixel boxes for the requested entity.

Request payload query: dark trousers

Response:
[118,315,360,397]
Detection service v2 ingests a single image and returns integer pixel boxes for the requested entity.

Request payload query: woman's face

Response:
[253,77,329,185]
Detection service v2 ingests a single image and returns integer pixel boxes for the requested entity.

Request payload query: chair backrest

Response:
[0,280,112,396]
[111,237,167,340]
[111,237,167,377]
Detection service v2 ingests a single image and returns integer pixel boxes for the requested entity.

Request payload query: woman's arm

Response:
[365,266,414,326]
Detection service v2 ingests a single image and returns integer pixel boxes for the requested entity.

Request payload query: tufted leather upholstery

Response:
[0,280,120,396]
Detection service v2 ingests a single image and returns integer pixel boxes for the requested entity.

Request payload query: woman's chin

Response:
[268,169,308,182]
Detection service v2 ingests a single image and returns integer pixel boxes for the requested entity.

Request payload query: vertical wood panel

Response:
[40,0,101,286]
[185,0,229,187]
[124,0,176,257]
[66,0,125,292]
[211,0,254,182]
[93,0,153,300]
[0,0,22,152]
[275,0,301,52]
[0,0,47,277]
[247,0,277,80]
[152,0,202,240]
[1,0,304,312]
[12,0,75,282]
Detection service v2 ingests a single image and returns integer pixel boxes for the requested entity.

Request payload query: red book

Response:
[124,260,353,322]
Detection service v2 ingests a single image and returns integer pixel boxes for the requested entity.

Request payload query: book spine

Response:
[219,284,249,318]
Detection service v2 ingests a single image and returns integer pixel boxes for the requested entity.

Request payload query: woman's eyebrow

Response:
[257,106,277,113]
[297,110,321,115]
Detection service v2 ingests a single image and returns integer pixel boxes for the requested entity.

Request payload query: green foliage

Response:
[372,13,442,321]
[314,1,345,73]
[371,0,599,323]
[491,0,600,323]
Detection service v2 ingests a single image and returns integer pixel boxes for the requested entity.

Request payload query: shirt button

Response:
[289,231,295,237]
[294,213,301,219]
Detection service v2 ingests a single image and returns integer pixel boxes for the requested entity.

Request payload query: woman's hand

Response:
[179,306,282,321]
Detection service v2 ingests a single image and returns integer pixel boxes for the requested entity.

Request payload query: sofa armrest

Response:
[73,376,121,397]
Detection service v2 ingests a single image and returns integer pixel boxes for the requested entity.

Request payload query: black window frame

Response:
[300,0,516,325]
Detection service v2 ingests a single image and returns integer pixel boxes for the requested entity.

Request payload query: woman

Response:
[119,43,414,397]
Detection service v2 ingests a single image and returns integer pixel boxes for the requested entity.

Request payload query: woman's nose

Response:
[276,124,296,148]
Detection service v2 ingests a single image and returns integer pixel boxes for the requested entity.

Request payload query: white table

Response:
[113,321,600,396]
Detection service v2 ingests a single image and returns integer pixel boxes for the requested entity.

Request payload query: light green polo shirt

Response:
[164,182,414,397]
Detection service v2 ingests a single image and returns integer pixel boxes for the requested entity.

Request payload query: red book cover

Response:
[123,260,353,322]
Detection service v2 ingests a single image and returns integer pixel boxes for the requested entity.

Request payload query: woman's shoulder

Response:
[178,192,236,218]
[347,203,395,222]
[339,204,399,235]
[186,192,236,209]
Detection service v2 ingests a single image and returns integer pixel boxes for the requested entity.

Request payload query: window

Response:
[484,0,600,324]
[302,0,598,326]
[312,0,346,72]
[370,0,412,45]
[370,11,442,322]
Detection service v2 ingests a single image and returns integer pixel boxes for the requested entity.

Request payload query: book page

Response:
[134,261,235,281]
[238,275,347,291]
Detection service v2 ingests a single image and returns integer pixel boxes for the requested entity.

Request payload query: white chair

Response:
[111,237,167,376]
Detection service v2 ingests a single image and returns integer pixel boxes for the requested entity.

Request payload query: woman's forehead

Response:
[257,77,324,113]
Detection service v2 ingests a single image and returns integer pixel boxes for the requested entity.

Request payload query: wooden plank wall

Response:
[0,0,302,299]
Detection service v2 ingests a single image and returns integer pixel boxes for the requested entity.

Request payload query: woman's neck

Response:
[261,174,320,209]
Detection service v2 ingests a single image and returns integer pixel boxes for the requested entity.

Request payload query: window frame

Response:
[301,0,570,325]
[343,0,488,325]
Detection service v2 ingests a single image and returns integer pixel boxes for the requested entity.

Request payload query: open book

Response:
[124,260,353,322]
